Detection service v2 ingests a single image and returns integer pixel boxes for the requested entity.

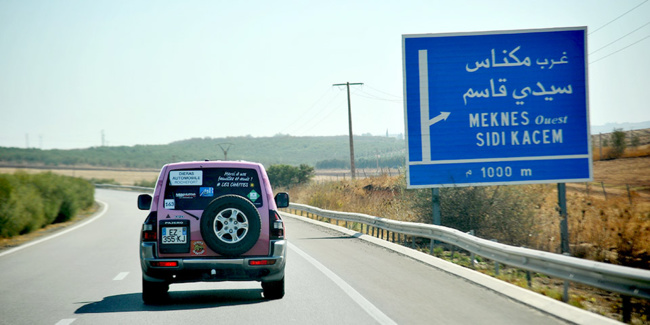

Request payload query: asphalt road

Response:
[0,189,570,325]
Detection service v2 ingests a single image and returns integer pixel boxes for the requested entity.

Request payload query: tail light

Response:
[249,259,277,266]
[141,212,157,242]
[151,261,178,267]
[270,210,284,239]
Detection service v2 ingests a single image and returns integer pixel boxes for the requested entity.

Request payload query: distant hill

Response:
[0,135,406,170]
[591,121,650,134]
[3,126,648,171]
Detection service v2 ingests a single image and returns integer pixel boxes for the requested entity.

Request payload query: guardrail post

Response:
[469,230,475,268]
[494,261,500,276]
[563,281,569,303]
[451,245,455,262]
[526,271,532,288]
[622,295,631,323]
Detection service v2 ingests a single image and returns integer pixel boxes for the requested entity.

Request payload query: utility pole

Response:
[333,81,363,179]
[217,143,233,160]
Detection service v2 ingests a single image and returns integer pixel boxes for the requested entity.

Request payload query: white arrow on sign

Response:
[419,49,451,162]
[430,112,451,126]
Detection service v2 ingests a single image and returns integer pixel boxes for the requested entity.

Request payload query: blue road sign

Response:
[402,27,592,188]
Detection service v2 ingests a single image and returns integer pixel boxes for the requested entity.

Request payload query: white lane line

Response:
[288,242,397,325]
[55,318,76,325]
[113,272,129,281]
[0,200,109,258]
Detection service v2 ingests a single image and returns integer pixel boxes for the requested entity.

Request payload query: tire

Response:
[142,277,169,304]
[262,277,285,300]
[200,195,261,257]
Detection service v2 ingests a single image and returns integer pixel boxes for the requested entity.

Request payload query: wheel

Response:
[142,277,169,304]
[262,277,285,300]
[200,195,261,257]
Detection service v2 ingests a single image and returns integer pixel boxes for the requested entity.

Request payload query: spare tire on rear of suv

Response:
[200,195,261,257]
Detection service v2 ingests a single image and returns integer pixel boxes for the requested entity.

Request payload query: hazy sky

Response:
[1,0,649,149]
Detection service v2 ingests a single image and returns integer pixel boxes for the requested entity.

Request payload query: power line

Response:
[355,89,402,103]
[590,21,650,55]
[278,87,341,135]
[590,33,650,64]
[293,101,346,136]
[363,84,402,99]
[589,0,648,35]
[290,90,345,136]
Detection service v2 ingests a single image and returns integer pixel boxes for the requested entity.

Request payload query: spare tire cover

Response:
[200,195,261,257]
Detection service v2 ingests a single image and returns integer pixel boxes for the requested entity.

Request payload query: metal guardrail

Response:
[286,202,650,300]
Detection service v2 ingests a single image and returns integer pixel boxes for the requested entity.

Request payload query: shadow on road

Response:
[75,288,265,314]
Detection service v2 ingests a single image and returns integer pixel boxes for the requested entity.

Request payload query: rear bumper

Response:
[140,240,286,283]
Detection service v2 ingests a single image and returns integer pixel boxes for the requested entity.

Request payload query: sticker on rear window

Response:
[247,190,259,202]
[164,199,175,209]
[175,192,196,199]
[200,187,214,197]
[169,170,203,186]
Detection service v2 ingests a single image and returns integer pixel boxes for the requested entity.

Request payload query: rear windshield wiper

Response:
[181,210,200,220]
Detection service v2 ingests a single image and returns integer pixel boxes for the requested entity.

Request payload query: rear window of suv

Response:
[163,168,263,210]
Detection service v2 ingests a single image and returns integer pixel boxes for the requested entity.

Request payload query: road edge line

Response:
[0,200,109,258]
[288,242,397,325]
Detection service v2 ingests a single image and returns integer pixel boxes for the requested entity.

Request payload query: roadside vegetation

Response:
[267,164,315,188]
[0,172,94,238]
[594,128,650,161]
[288,174,650,268]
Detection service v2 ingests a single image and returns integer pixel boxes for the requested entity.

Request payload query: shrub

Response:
[134,179,157,188]
[0,172,95,238]
[607,129,626,159]
[267,164,314,188]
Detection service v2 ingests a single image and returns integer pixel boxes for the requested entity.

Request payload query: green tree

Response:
[267,164,314,188]
[608,128,626,159]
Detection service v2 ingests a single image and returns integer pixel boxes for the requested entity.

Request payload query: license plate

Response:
[161,227,187,244]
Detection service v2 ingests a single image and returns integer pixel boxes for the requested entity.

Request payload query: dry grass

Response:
[290,175,425,224]
[594,144,650,162]
[0,167,159,186]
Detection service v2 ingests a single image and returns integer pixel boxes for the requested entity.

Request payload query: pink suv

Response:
[137,161,288,303]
